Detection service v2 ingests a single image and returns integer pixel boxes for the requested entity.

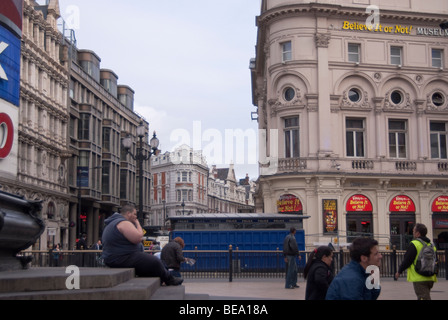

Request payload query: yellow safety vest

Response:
[407,239,438,283]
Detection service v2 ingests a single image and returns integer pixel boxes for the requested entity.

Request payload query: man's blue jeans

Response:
[285,255,298,288]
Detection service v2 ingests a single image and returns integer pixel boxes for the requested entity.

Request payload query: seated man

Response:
[102,204,182,286]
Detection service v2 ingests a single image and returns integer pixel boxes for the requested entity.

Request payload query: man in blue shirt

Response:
[326,237,382,300]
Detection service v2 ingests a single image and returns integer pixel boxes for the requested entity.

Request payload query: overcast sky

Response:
[55,0,261,180]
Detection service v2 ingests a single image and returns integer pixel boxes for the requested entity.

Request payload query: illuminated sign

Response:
[389,195,416,212]
[0,26,20,106]
[346,194,373,212]
[0,112,13,158]
[432,196,448,213]
[277,194,303,214]
[0,0,23,37]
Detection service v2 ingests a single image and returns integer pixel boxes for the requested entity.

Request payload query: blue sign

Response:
[77,167,90,188]
[0,25,20,106]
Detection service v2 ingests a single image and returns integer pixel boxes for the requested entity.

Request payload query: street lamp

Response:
[181,200,185,216]
[122,121,159,226]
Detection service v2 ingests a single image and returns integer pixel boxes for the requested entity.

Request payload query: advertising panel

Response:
[277,194,303,214]
[323,199,338,234]
[0,101,18,177]
[346,194,373,212]
[0,25,20,106]
[0,1,22,178]
[432,196,448,213]
[0,0,22,38]
[389,195,416,212]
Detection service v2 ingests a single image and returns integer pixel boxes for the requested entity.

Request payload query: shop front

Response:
[432,196,448,249]
[389,195,416,250]
[345,195,373,242]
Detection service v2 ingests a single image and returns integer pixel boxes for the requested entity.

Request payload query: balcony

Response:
[274,157,448,176]
[278,158,307,172]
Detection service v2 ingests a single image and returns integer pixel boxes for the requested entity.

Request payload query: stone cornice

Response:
[257,3,448,27]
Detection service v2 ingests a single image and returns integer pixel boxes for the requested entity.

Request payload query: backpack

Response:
[414,239,438,277]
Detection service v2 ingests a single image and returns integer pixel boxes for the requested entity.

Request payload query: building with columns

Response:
[0,0,71,251]
[251,0,448,249]
[150,145,256,227]
[150,145,210,226]
[0,0,153,250]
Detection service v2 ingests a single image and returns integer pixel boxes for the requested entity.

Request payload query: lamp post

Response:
[122,122,159,226]
[181,200,185,216]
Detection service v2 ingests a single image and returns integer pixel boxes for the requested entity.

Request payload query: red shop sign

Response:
[346,194,373,212]
[277,194,303,213]
[432,196,448,213]
[389,195,416,212]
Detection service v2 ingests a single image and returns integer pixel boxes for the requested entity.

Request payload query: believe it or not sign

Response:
[432,196,448,213]
[277,194,303,214]
[389,195,416,212]
[346,194,373,212]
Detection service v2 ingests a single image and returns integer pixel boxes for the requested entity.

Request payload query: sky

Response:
[54,0,262,180]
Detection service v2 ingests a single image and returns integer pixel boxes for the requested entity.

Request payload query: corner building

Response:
[251,0,448,249]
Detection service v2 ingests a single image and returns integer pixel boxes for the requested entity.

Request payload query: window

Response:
[177,171,191,182]
[78,113,90,140]
[390,90,403,105]
[348,88,361,103]
[102,161,110,194]
[284,117,300,158]
[432,92,445,107]
[430,122,447,159]
[390,46,402,66]
[346,118,365,157]
[432,49,443,68]
[284,87,295,101]
[389,120,407,158]
[348,43,360,63]
[177,189,192,202]
[282,41,292,62]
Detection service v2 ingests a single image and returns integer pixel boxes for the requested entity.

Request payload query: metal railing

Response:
[20,247,447,282]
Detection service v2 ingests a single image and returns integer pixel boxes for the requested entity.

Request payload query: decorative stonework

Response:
[315,33,331,48]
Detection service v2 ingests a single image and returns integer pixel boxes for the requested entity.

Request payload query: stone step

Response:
[0,277,161,300]
[0,267,135,293]
[0,267,193,300]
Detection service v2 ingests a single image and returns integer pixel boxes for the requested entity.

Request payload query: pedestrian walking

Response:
[304,246,334,300]
[283,227,300,289]
[395,223,438,300]
[326,237,382,300]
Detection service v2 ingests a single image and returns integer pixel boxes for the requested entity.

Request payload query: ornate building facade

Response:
[251,0,448,249]
[150,145,209,226]
[0,0,71,251]
[0,0,153,250]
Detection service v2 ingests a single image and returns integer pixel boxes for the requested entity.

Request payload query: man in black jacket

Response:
[283,227,300,289]
[161,237,191,279]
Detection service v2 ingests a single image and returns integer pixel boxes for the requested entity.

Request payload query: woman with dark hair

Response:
[304,246,334,300]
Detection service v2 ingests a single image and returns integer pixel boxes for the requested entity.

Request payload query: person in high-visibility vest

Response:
[395,223,438,300]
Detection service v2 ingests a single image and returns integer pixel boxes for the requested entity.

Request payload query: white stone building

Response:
[251,0,448,249]
[150,145,209,226]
